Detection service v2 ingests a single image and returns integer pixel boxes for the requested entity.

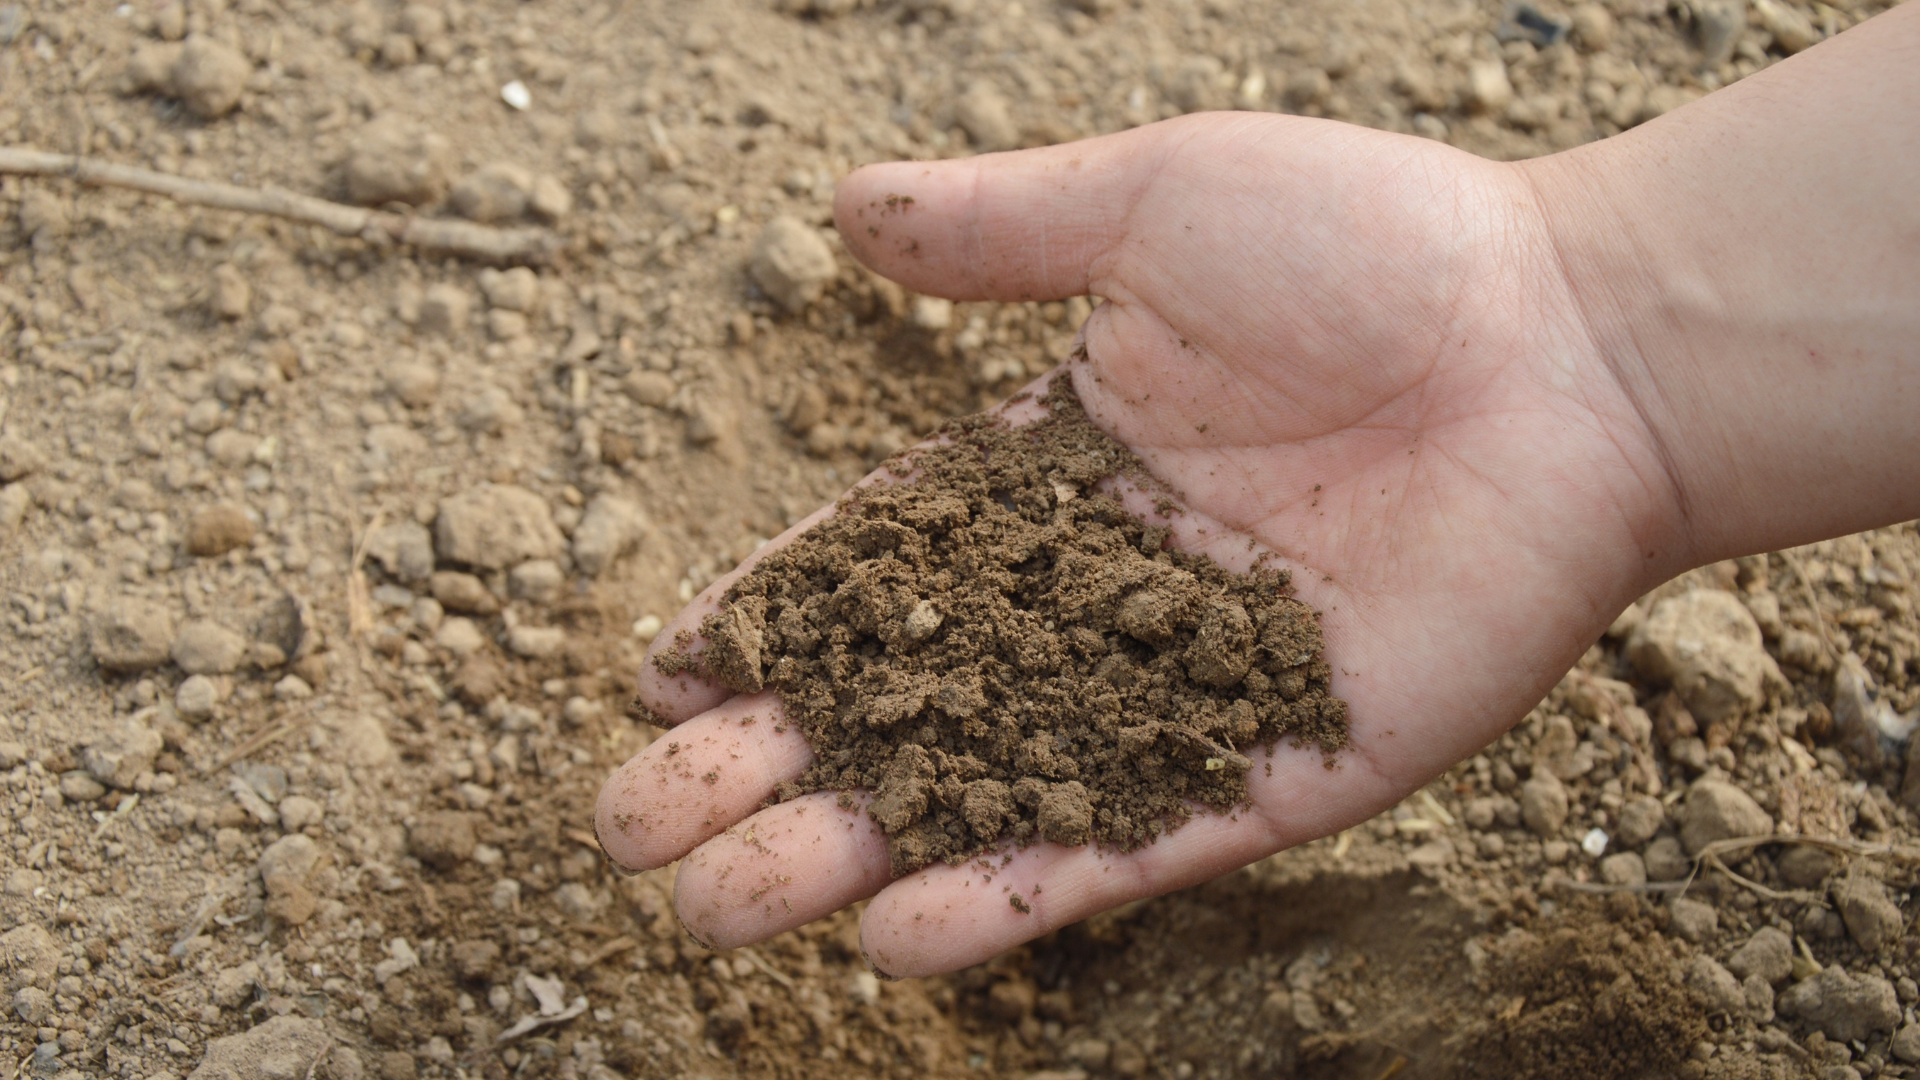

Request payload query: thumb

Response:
[832,122,1176,303]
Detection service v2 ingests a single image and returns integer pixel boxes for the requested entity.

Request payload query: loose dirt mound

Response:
[664,376,1345,874]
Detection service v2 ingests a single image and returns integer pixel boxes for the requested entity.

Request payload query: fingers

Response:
[833,123,1180,303]
[673,790,895,950]
[594,691,813,874]
[858,739,1391,978]
[635,503,837,724]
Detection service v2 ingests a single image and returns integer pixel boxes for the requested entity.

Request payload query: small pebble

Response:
[175,674,220,720]
[186,502,254,557]
[750,217,838,313]
[500,80,532,110]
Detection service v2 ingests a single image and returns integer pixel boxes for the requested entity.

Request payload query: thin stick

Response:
[0,146,560,265]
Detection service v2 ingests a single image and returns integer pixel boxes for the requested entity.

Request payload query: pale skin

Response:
[596,6,1920,978]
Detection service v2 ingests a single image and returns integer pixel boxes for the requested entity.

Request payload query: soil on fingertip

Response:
[658,374,1349,875]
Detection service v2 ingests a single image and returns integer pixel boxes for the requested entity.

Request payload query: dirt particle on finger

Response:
[662,375,1347,875]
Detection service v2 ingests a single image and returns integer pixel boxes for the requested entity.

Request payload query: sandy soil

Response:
[1,0,1914,1078]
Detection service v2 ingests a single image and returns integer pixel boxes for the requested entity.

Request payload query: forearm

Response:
[1521,3,1920,574]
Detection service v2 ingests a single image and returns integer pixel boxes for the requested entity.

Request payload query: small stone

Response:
[508,559,565,603]
[1832,877,1905,953]
[1519,772,1568,837]
[456,385,524,434]
[435,618,486,657]
[450,940,500,981]
[345,117,454,207]
[172,620,248,675]
[1753,0,1818,52]
[365,521,435,584]
[435,485,565,570]
[632,614,665,641]
[623,370,675,407]
[1285,67,1333,106]
[529,174,572,222]
[1684,954,1746,1014]
[186,1015,328,1080]
[0,923,61,987]
[1570,3,1614,50]
[13,986,52,1025]
[1668,897,1718,943]
[124,41,185,94]
[1599,852,1646,886]
[955,81,1019,151]
[1779,845,1838,888]
[212,263,251,319]
[82,717,163,789]
[273,675,314,700]
[418,284,470,335]
[1678,778,1774,855]
[258,833,320,884]
[409,597,445,635]
[750,217,838,313]
[1407,838,1456,869]
[1614,796,1666,848]
[909,296,953,331]
[0,484,29,532]
[1777,966,1901,1043]
[278,795,324,831]
[430,571,499,614]
[1892,1023,1920,1065]
[186,502,254,557]
[507,625,564,659]
[571,495,646,577]
[386,361,441,408]
[92,598,176,672]
[1727,926,1793,985]
[185,398,226,434]
[449,163,533,224]
[169,36,249,119]
[206,428,262,468]
[1628,590,1783,726]
[1466,60,1513,112]
[1743,973,1775,1023]
[478,266,540,313]
[58,772,106,802]
[409,811,477,870]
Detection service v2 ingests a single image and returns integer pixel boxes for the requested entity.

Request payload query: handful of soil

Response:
[659,376,1347,876]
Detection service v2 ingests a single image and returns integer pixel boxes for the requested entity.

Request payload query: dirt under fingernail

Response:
[660,372,1348,876]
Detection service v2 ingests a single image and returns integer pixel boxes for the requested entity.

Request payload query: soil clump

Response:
[662,376,1348,874]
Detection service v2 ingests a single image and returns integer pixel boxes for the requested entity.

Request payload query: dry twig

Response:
[1555,832,1920,900]
[0,146,560,265]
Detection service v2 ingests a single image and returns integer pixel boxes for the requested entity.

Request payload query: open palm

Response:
[596,112,1684,978]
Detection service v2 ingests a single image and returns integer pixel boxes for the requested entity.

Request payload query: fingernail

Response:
[681,923,716,952]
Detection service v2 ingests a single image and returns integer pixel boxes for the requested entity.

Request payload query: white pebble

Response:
[631,614,664,641]
[1580,827,1609,858]
[500,80,532,111]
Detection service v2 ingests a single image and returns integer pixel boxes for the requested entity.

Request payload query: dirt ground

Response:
[1,0,1915,1078]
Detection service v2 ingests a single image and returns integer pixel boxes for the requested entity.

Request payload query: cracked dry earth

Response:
[3,0,1917,1078]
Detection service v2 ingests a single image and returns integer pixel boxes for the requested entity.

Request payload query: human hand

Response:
[595,109,1686,978]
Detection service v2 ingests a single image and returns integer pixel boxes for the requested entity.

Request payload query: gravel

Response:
[1677,778,1774,855]
[434,485,566,571]
[750,217,838,313]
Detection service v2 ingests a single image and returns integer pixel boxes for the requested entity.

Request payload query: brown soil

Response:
[662,375,1344,875]
[4,1,1914,1079]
